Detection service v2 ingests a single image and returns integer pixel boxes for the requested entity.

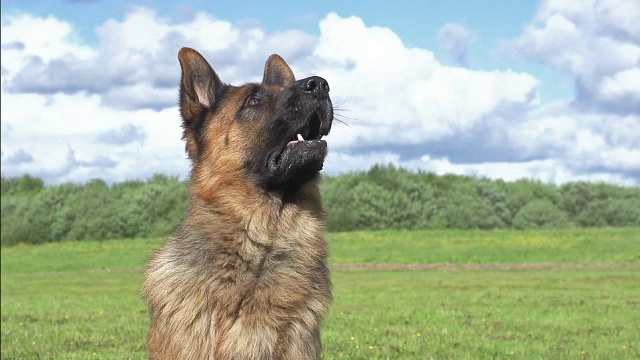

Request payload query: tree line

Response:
[2,165,639,246]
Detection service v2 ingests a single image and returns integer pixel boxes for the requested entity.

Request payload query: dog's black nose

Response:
[300,76,329,97]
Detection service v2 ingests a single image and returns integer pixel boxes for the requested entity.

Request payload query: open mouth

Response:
[269,112,330,175]
[288,112,327,146]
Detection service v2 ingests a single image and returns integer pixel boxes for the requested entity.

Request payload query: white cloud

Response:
[595,0,640,42]
[600,67,640,102]
[505,99,640,177]
[0,90,188,183]
[313,13,539,149]
[2,7,318,110]
[0,13,95,72]
[1,5,638,186]
[502,0,640,112]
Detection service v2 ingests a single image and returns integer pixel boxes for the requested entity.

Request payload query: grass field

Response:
[1,228,639,359]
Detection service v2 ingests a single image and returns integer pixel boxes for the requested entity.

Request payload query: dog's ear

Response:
[178,47,222,118]
[178,47,224,159]
[262,54,295,87]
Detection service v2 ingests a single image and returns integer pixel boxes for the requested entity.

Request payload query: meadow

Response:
[1,228,639,359]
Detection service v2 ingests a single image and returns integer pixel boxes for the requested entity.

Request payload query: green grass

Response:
[329,228,640,264]
[326,270,640,359]
[0,238,158,274]
[2,228,640,359]
[1,271,147,359]
[2,228,638,274]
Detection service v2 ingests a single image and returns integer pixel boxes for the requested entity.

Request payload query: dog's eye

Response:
[246,96,260,106]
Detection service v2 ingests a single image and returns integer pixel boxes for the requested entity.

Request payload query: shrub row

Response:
[1,174,187,246]
[2,166,639,245]
[322,165,640,231]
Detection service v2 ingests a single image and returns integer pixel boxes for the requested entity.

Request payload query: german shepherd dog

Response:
[142,47,333,359]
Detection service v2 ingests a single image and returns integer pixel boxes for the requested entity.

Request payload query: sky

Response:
[1,0,639,186]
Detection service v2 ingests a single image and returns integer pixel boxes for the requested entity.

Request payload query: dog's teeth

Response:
[320,135,327,141]
[297,134,304,141]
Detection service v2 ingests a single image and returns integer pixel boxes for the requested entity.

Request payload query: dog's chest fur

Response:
[143,185,331,359]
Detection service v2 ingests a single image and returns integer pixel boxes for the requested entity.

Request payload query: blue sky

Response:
[1,0,639,185]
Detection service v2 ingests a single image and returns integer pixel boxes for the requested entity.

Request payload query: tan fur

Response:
[143,49,332,359]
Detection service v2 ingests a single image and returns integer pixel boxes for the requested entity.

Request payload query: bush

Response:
[1,174,187,246]
[1,174,44,196]
[577,199,640,227]
[2,166,639,246]
[513,200,570,229]
[323,166,437,231]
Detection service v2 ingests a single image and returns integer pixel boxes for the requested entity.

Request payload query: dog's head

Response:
[178,48,333,195]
